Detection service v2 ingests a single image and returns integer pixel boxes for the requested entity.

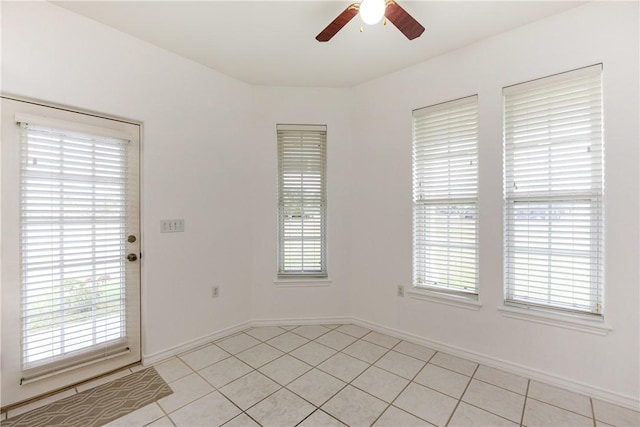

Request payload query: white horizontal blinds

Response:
[503,64,604,315]
[19,119,137,380]
[412,96,479,294]
[277,124,327,278]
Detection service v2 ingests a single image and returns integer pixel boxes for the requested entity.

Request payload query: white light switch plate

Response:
[161,219,184,233]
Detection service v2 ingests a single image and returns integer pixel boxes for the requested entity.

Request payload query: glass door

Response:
[1,97,141,407]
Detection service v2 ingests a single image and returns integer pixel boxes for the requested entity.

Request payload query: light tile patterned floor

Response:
[3,324,640,427]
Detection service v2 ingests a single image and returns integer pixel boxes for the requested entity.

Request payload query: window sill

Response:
[498,305,611,336]
[273,278,332,288]
[406,287,482,311]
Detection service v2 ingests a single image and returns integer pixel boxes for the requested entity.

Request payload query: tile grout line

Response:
[304,332,400,426]
[381,354,477,414]
[294,408,343,427]
[239,326,451,426]
[152,400,176,427]
[525,393,600,421]
[455,400,523,426]
[590,397,596,427]
[286,327,367,426]
[143,402,176,427]
[325,332,398,389]
[228,411,264,427]
[161,371,221,419]
[369,346,439,427]
[231,325,354,426]
[519,379,531,426]
[212,370,265,427]
[369,347,531,426]
[219,325,434,403]
[278,326,396,422]
[328,331,430,383]
[240,410,264,427]
[241,325,402,425]
[159,332,269,423]
[181,352,270,425]
[198,331,291,425]
[196,326,337,425]
[306,328,415,395]
[469,375,525,396]
[442,372,527,426]
[464,372,599,423]
[444,363,479,427]
[219,412,247,427]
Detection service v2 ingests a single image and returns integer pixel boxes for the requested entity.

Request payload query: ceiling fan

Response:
[316,0,425,42]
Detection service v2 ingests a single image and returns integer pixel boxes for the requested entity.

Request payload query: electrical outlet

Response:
[212,286,219,298]
[397,285,405,297]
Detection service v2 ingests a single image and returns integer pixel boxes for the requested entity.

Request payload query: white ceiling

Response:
[53,1,585,87]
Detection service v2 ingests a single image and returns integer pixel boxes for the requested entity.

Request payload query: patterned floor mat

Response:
[2,367,172,427]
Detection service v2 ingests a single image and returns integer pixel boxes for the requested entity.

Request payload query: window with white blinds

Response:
[503,64,604,316]
[277,124,327,278]
[19,116,138,381]
[412,96,479,295]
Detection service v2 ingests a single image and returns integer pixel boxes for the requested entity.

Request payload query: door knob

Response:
[127,253,138,262]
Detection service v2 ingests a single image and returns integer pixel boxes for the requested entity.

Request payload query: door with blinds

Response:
[1,97,141,407]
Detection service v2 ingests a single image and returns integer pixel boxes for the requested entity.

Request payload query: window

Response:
[503,64,604,316]
[412,96,479,295]
[277,124,327,278]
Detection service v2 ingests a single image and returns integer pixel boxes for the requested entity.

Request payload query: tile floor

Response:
[3,323,639,427]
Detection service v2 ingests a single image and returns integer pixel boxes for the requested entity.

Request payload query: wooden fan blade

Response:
[316,3,359,42]
[385,0,425,40]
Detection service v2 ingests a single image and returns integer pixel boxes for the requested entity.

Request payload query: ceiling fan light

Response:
[359,0,386,25]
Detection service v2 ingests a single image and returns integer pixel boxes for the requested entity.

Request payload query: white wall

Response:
[1,1,254,367]
[350,1,639,406]
[248,87,353,322]
[1,0,638,410]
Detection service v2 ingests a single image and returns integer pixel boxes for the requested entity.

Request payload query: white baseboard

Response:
[251,316,352,327]
[142,320,251,366]
[351,317,640,411]
[140,315,639,411]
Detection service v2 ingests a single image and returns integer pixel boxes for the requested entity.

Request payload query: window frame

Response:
[276,124,328,279]
[412,95,480,298]
[502,64,604,317]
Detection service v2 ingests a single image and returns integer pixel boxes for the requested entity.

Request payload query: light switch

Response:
[161,219,184,233]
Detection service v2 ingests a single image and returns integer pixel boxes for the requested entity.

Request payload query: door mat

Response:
[2,367,172,427]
